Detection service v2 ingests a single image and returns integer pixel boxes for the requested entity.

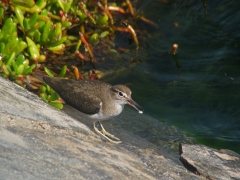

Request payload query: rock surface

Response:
[0,76,239,180]
[180,143,240,180]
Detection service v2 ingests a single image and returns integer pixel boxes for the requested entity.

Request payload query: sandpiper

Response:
[43,76,143,143]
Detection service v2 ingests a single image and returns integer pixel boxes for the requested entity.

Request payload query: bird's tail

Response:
[32,72,46,82]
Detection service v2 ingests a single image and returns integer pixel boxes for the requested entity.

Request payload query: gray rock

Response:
[0,76,238,180]
[180,143,240,180]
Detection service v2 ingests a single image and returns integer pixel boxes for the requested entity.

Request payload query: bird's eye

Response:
[119,92,124,97]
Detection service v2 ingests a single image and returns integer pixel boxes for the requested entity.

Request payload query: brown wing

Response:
[43,76,101,115]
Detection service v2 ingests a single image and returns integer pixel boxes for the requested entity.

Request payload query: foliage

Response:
[0,0,155,109]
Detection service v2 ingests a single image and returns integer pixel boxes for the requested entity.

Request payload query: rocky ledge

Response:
[0,76,239,180]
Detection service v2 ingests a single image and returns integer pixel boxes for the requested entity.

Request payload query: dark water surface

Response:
[106,0,240,153]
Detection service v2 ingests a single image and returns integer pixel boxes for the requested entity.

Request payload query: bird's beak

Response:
[126,98,143,114]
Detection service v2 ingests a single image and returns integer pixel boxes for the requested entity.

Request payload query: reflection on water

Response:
[107,0,240,153]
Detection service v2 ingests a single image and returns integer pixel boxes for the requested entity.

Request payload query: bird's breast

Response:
[100,103,125,120]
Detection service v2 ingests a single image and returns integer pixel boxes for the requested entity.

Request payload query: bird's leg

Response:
[92,122,122,143]
[98,121,121,141]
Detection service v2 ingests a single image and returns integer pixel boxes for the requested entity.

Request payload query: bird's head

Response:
[111,85,143,114]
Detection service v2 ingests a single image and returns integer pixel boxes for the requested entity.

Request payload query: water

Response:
[105,0,240,153]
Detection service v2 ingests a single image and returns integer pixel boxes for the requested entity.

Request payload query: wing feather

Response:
[43,76,101,115]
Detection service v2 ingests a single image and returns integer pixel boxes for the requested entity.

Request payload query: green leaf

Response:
[45,84,51,94]
[39,55,46,62]
[0,43,5,54]
[4,37,19,56]
[11,0,35,8]
[1,64,10,76]
[23,18,29,30]
[33,30,41,42]
[14,6,24,28]
[50,92,60,101]
[62,21,72,28]
[97,14,108,27]
[40,85,46,93]
[47,44,65,51]
[47,36,67,48]
[75,40,82,52]
[54,23,62,40]
[12,61,18,72]
[28,13,38,28]
[26,37,40,61]
[49,101,63,109]
[6,52,16,66]
[17,64,24,75]
[89,33,100,46]
[22,64,36,75]
[100,31,109,38]
[22,59,29,67]
[44,67,54,77]
[36,0,46,9]
[41,20,52,44]
[1,18,17,41]
[0,7,4,19]
[58,65,67,77]
[57,0,73,12]
[14,40,27,56]
[15,54,25,66]
[40,93,48,103]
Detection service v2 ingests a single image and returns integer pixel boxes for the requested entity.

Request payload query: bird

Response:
[42,75,143,143]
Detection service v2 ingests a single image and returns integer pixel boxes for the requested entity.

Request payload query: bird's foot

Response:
[101,128,121,141]
[92,122,122,144]
[98,122,121,141]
